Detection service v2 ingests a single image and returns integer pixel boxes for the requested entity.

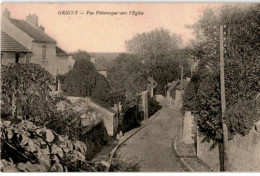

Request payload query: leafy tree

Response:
[183,4,260,140]
[91,74,111,107]
[70,50,91,61]
[1,63,131,172]
[126,28,182,62]
[108,53,148,105]
[125,28,190,94]
[61,59,97,97]
[61,58,112,106]
[1,64,55,123]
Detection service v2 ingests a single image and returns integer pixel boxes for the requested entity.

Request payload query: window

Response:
[15,53,20,63]
[1,53,3,65]
[42,45,46,61]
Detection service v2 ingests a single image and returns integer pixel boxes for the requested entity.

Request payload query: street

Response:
[115,107,188,172]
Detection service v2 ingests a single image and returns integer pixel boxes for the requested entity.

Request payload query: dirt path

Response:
[115,108,188,172]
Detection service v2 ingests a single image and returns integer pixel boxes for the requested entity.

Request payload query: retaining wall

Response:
[197,126,260,171]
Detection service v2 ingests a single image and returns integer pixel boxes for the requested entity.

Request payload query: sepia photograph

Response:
[0,2,259,172]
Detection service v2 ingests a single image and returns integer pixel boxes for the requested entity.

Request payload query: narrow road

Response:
[115,107,188,172]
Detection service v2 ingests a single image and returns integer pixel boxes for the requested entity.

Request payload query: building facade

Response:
[1,9,71,76]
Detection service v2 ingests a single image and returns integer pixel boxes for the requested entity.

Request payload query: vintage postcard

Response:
[1,2,259,172]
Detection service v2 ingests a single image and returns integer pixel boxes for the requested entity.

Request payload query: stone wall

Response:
[197,132,220,171]
[67,96,118,137]
[197,125,260,171]
[182,111,195,145]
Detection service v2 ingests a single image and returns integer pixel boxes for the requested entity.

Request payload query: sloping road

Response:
[115,107,188,172]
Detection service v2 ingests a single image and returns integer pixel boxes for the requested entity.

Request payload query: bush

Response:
[120,105,142,133]
[183,4,260,141]
[61,59,97,97]
[148,97,162,117]
[1,64,55,123]
[224,99,259,138]
[61,59,111,107]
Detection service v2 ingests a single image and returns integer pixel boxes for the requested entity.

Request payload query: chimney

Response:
[26,14,38,27]
[3,8,10,19]
[39,25,45,31]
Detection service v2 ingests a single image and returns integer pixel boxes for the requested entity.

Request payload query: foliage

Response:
[70,50,91,61]
[61,59,111,106]
[149,57,180,94]
[91,157,132,172]
[61,59,97,97]
[125,28,191,93]
[120,105,142,133]
[107,88,126,107]
[90,74,111,107]
[1,64,130,172]
[108,53,148,104]
[183,4,260,140]
[1,120,88,172]
[126,28,182,62]
[148,97,162,117]
[224,99,259,138]
[1,64,55,123]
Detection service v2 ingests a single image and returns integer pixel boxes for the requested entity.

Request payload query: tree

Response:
[126,28,182,62]
[1,64,55,123]
[125,28,190,94]
[183,4,260,140]
[61,59,98,97]
[91,74,111,107]
[108,53,148,105]
[61,58,111,106]
[70,50,91,61]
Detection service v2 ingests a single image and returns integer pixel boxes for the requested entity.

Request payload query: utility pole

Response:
[180,65,184,140]
[180,65,184,107]
[220,25,229,171]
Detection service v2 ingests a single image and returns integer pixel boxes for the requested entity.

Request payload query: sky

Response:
[2,3,222,53]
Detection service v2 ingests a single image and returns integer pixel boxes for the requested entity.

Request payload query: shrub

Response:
[224,99,259,138]
[1,64,55,123]
[61,59,111,106]
[183,4,260,141]
[148,97,162,117]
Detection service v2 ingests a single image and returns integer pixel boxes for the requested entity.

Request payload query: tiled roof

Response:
[10,19,56,44]
[56,46,68,56]
[1,31,31,53]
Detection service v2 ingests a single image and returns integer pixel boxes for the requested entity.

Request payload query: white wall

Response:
[1,17,33,50]
[30,42,70,76]
[1,53,28,65]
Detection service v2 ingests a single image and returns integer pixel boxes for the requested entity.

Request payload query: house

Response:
[166,78,190,108]
[147,76,157,97]
[90,54,108,78]
[1,9,71,76]
[66,96,118,136]
[1,30,31,64]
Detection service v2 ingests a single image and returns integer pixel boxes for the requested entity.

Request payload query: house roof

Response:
[1,31,31,53]
[147,76,155,83]
[167,80,179,92]
[10,18,56,44]
[56,46,68,56]
[175,80,189,90]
